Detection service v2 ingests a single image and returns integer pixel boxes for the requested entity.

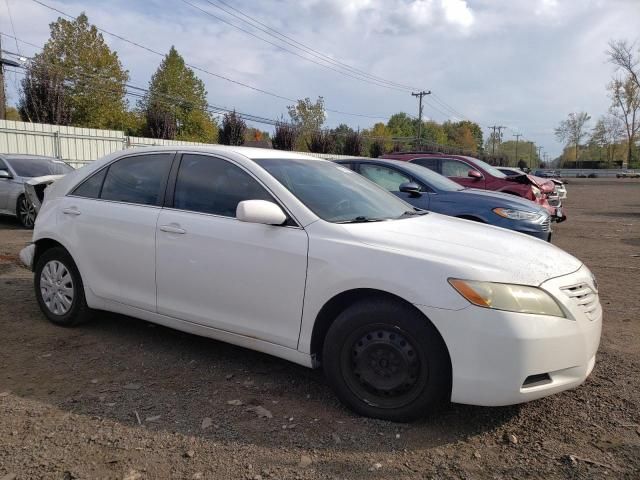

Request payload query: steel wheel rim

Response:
[40,260,74,315]
[19,197,36,227]
[341,324,428,409]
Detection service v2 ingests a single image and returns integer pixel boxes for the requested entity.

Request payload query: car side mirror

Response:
[0,169,12,179]
[468,169,483,179]
[236,200,287,225]
[399,181,422,197]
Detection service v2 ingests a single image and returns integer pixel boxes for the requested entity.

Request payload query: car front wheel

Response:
[322,299,451,422]
[34,247,93,326]
[16,195,36,229]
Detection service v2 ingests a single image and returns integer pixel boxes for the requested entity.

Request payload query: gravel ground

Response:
[0,178,639,480]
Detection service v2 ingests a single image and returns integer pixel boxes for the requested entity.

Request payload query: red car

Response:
[382,153,565,222]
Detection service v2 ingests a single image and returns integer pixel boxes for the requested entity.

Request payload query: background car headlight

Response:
[492,208,544,221]
[448,279,566,317]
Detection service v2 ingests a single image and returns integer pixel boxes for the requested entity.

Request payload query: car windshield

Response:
[6,157,73,177]
[254,158,414,223]
[395,161,465,191]
[469,158,507,178]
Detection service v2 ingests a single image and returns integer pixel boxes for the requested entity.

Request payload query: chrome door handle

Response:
[62,207,81,216]
[159,225,186,234]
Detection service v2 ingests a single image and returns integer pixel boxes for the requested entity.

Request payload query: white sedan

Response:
[20,146,601,421]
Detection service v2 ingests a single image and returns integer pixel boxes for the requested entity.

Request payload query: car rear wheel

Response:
[34,247,93,326]
[322,299,451,422]
[16,195,36,229]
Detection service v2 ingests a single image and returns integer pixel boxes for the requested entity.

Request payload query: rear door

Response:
[61,152,175,311]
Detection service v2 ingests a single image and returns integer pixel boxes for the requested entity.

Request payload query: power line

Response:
[196,0,420,92]
[4,0,20,54]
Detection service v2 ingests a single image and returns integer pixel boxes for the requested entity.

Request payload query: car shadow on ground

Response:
[1,272,521,454]
[0,214,23,230]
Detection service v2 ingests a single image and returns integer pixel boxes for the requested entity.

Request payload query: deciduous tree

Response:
[555,112,591,165]
[608,76,640,166]
[272,119,298,151]
[20,13,129,129]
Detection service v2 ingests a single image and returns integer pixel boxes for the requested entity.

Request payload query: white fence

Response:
[0,119,359,167]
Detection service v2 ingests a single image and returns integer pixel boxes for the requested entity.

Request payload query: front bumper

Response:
[19,243,35,271]
[417,265,601,406]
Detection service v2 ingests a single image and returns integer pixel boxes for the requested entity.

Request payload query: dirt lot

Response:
[0,178,639,480]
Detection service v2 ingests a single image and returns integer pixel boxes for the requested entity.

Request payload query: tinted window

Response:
[412,158,439,172]
[255,158,412,223]
[0,158,8,170]
[397,162,465,191]
[72,168,107,199]
[101,154,173,206]
[174,154,273,217]
[467,158,507,178]
[360,164,411,192]
[5,157,73,177]
[442,159,471,177]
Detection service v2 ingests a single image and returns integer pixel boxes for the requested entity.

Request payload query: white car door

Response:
[156,153,308,349]
[61,152,175,311]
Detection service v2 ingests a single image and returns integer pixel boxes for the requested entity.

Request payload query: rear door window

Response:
[441,159,471,177]
[72,168,107,199]
[411,158,440,173]
[359,164,412,192]
[100,153,173,206]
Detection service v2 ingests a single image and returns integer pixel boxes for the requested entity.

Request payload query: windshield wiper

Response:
[398,210,428,218]
[336,216,386,224]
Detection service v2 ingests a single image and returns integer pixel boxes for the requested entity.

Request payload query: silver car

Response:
[0,154,73,228]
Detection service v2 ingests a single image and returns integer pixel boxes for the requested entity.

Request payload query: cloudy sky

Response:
[2,0,639,157]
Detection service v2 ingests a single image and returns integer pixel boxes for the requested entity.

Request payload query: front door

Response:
[155,153,308,349]
[358,163,430,209]
[441,158,486,189]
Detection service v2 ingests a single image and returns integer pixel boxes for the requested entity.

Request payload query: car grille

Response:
[541,217,551,231]
[561,283,599,321]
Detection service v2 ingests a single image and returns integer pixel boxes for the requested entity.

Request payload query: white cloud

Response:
[441,0,474,28]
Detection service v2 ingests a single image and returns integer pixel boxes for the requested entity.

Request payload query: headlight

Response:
[492,208,544,221]
[448,279,566,317]
[531,185,542,198]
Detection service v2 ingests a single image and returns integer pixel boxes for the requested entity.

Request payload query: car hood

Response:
[504,173,554,193]
[452,188,546,212]
[340,213,581,286]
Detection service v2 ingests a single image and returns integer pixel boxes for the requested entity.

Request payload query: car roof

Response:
[113,145,325,161]
[0,153,60,161]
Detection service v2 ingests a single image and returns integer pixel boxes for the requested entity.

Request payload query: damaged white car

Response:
[0,154,72,228]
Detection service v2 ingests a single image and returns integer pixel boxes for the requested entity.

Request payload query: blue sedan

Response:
[336,159,551,241]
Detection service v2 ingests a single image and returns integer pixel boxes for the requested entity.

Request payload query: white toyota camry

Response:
[20,146,601,421]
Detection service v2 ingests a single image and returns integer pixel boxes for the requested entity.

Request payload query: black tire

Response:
[16,195,36,229]
[322,299,451,422]
[34,246,93,327]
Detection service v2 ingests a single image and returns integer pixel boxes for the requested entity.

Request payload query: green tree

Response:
[218,110,246,146]
[331,123,355,154]
[590,115,624,166]
[288,97,325,150]
[5,107,22,121]
[19,60,71,125]
[422,121,447,146]
[20,13,129,129]
[386,112,415,138]
[140,46,217,142]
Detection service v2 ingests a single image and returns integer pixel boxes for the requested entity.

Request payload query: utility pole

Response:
[513,133,522,165]
[489,125,506,155]
[536,146,543,167]
[529,142,534,170]
[0,34,5,120]
[411,90,430,149]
